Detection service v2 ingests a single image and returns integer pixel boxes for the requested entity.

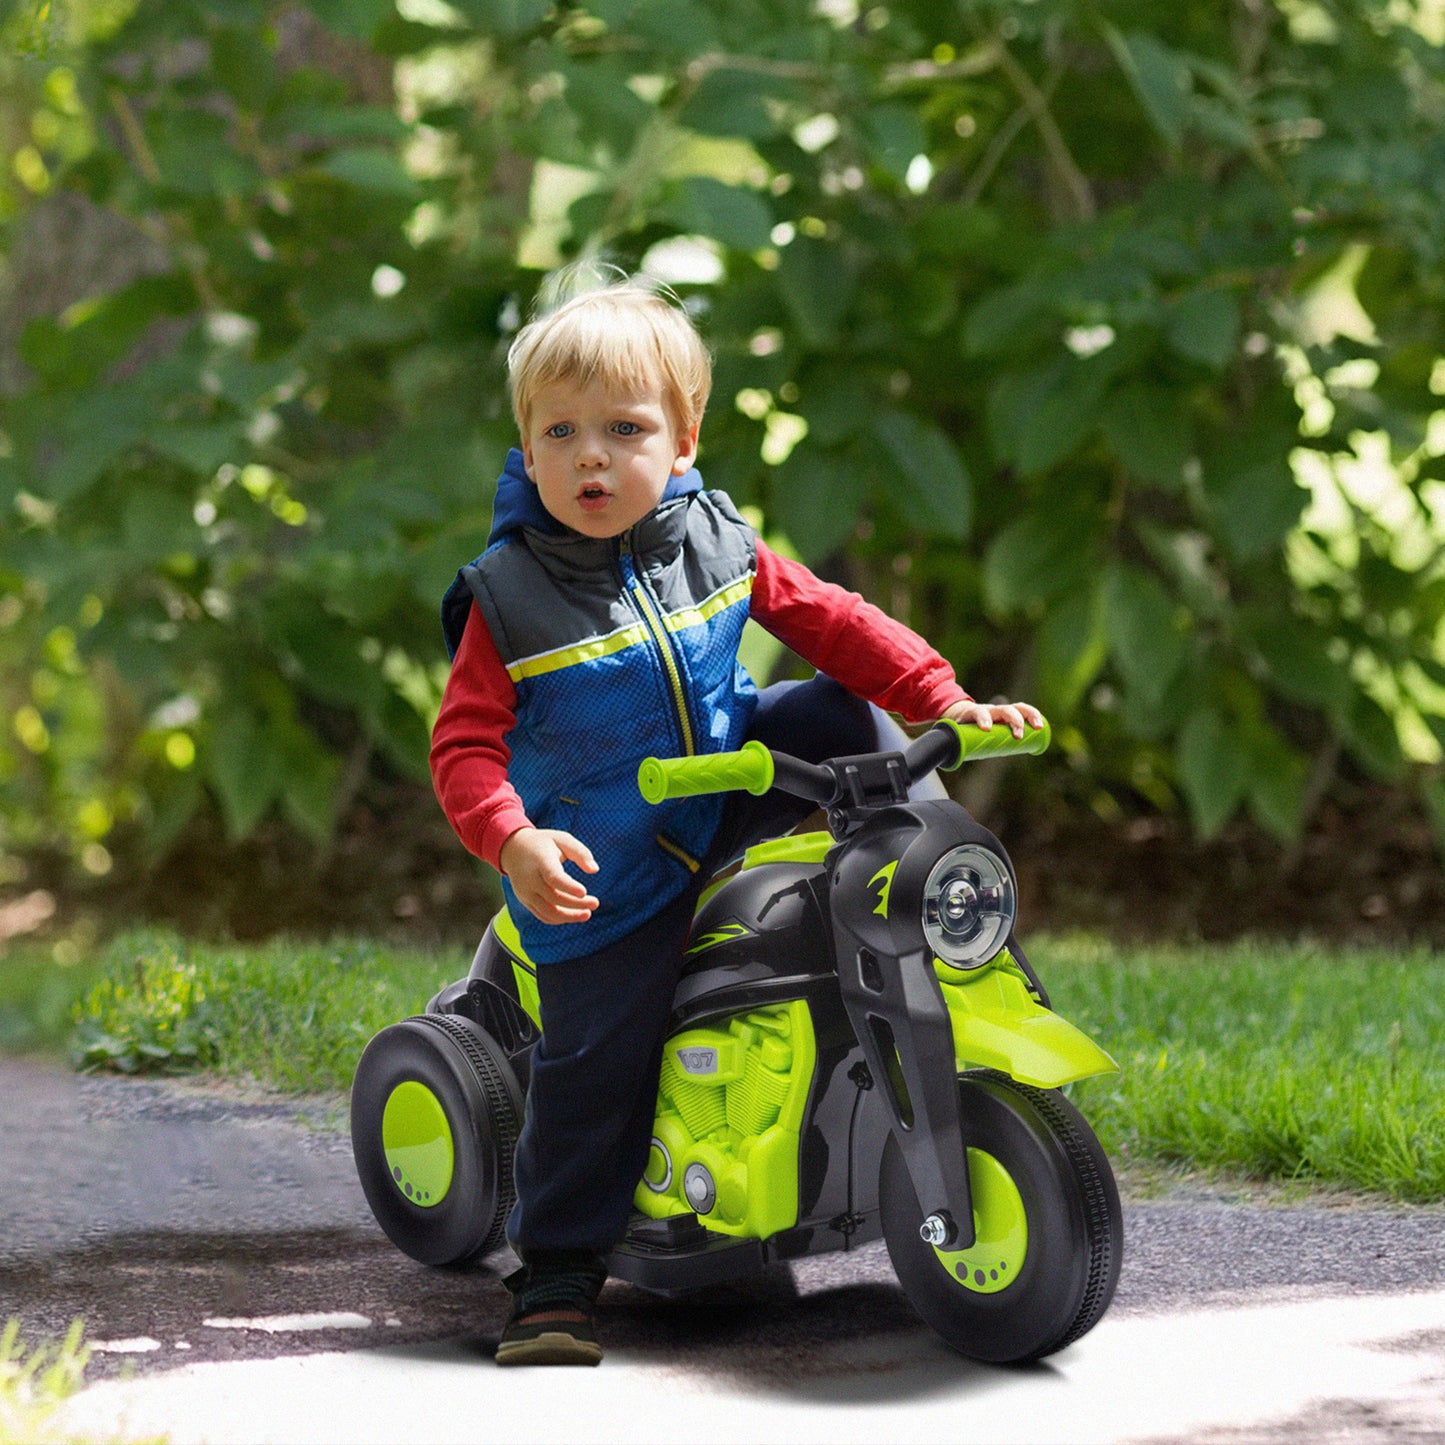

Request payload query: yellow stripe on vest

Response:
[502,572,754,684]
[662,575,754,634]
[506,622,651,682]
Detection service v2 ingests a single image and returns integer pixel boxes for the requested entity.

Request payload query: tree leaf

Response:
[122,486,195,562]
[316,149,422,199]
[1423,775,1445,862]
[1168,290,1240,369]
[211,25,274,110]
[1036,584,1108,715]
[1247,617,1351,713]
[208,710,282,840]
[1102,563,1187,713]
[147,425,238,476]
[1345,692,1406,781]
[983,509,1096,614]
[279,726,343,843]
[871,411,971,540]
[1100,383,1190,489]
[40,389,150,502]
[1245,727,1310,841]
[860,104,926,183]
[770,447,865,561]
[1204,451,1305,561]
[450,0,550,33]
[1102,26,1191,150]
[307,0,395,39]
[680,71,790,140]
[775,235,855,348]
[797,367,871,447]
[667,176,773,250]
[1176,706,1246,838]
[561,59,655,155]
[914,204,1000,260]
[962,280,1055,358]
[994,355,1103,479]
[1189,94,1254,150]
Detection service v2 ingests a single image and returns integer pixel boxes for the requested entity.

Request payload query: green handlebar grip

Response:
[938,716,1051,766]
[638,739,775,803]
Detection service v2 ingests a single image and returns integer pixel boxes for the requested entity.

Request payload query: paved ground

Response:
[53,1289,1445,1444]
[4,1055,1445,1441]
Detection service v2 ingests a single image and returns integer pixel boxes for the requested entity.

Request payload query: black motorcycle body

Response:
[352,721,1124,1363]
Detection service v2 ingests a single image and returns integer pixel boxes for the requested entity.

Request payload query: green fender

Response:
[935,953,1118,1088]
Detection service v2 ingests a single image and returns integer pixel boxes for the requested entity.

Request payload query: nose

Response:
[576,430,608,469]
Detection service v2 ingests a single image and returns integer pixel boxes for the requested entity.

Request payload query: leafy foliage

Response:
[69,928,457,1090]
[71,932,218,1072]
[1,0,1444,879]
[0,1319,88,1445]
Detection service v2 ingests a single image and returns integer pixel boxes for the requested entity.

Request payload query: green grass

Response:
[0,948,105,1055]
[0,1319,88,1445]
[69,930,460,1092]
[49,928,1445,1203]
[1041,934,1445,1203]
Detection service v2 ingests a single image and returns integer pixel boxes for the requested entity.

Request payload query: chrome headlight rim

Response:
[921,842,1016,970]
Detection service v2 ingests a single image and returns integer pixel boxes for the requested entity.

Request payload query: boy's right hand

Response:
[499,826,600,925]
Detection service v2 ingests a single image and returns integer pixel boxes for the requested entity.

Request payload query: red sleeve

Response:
[429,602,533,871]
[750,541,970,723]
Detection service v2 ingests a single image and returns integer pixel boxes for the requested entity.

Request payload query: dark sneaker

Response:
[496,1251,608,1367]
[495,1305,602,1366]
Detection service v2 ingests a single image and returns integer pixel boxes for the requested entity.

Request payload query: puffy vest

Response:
[442,486,758,963]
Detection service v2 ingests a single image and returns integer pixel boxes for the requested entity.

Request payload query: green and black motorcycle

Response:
[351,718,1123,1364]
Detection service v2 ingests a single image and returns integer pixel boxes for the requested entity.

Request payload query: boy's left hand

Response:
[944,697,1045,740]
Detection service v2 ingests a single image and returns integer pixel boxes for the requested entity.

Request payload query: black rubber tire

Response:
[880,1070,1122,1364]
[351,1014,524,1266]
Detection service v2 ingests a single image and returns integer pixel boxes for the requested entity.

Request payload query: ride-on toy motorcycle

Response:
[351,718,1123,1364]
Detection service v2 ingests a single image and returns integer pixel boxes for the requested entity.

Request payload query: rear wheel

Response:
[351,1014,523,1266]
[879,1070,1121,1363]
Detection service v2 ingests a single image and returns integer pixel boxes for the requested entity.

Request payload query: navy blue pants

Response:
[506,676,893,1256]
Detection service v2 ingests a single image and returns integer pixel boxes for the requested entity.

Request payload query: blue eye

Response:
[613,421,640,436]
[545,423,573,439]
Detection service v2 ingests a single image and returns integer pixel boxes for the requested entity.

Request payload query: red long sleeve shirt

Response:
[430,539,970,870]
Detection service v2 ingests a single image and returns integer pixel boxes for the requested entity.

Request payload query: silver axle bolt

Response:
[919,1212,956,1247]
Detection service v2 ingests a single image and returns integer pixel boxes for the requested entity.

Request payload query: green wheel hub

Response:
[382,1080,455,1208]
[932,1148,1027,1294]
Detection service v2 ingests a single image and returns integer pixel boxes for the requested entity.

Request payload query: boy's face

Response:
[521,375,699,539]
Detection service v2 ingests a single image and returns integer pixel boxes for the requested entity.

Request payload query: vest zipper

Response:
[620,549,696,757]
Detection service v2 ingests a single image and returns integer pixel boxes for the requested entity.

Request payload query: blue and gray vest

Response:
[441,450,759,963]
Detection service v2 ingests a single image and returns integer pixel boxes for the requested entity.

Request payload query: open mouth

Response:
[577,483,611,511]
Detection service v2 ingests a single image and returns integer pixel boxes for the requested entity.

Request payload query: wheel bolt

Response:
[920,1212,955,1247]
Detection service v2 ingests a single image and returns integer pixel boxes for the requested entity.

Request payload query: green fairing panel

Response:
[492,908,541,1028]
[936,952,1118,1088]
[741,832,832,870]
[635,998,816,1240]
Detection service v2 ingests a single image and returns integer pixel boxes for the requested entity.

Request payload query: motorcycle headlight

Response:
[922,843,1015,969]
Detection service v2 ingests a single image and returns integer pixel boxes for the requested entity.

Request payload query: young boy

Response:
[431,278,1041,1366]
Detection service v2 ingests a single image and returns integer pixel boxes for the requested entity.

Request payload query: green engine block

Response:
[635,999,816,1239]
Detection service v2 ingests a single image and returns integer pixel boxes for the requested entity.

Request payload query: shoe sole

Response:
[495,1331,603,1367]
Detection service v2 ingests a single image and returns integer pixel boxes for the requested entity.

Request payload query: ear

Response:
[671,422,700,476]
[520,440,537,481]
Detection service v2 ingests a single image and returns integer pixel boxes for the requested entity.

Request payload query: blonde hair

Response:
[507,273,712,438]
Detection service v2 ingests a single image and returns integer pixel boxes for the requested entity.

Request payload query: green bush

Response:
[70,933,217,1073]
[0,1319,88,1445]
[2,0,1444,885]
[69,929,457,1090]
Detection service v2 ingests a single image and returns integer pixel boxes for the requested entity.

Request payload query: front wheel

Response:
[879,1070,1122,1364]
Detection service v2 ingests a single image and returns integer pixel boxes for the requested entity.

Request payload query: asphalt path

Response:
[4,1055,1445,1442]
